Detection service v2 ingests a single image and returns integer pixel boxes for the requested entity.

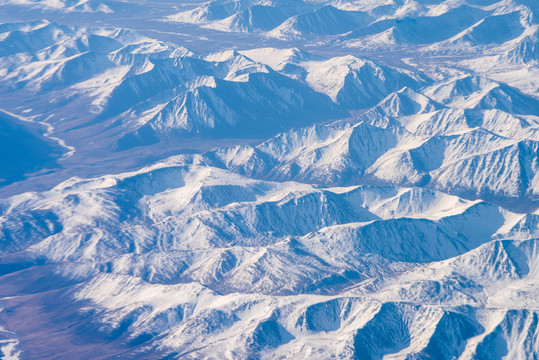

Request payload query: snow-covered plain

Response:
[0,0,539,358]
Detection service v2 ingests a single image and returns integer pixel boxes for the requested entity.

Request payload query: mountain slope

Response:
[0,110,65,186]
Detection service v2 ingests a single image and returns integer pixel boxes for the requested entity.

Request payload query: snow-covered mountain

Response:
[1,161,538,358]
[267,5,374,39]
[4,0,115,13]
[0,21,353,154]
[1,0,539,359]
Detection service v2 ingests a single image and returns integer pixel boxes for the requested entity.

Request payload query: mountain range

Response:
[0,0,539,358]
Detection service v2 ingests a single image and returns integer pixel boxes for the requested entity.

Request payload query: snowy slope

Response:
[0,110,65,186]
[267,5,374,39]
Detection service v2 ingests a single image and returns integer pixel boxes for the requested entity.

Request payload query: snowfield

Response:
[0,0,539,358]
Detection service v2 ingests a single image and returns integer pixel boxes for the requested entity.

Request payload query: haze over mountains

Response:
[0,0,539,359]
